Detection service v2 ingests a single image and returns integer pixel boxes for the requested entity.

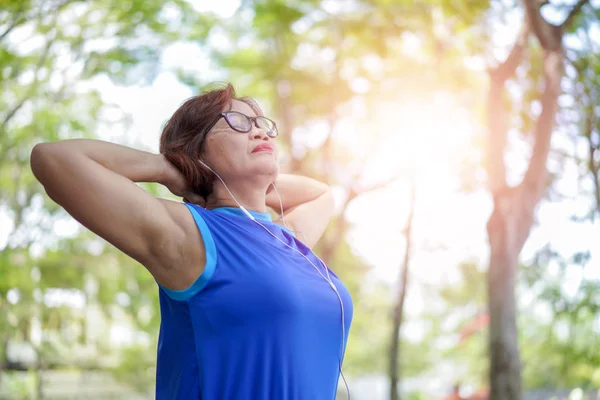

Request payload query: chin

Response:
[248,159,279,179]
[266,164,280,178]
[259,154,279,170]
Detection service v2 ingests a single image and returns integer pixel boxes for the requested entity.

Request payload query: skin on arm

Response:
[30,139,205,290]
[266,174,335,248]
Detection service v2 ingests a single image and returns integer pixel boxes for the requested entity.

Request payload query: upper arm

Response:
[30,143,204,288]
[275,189,335,248]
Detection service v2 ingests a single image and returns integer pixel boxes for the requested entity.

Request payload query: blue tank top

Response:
[155,204,353,399]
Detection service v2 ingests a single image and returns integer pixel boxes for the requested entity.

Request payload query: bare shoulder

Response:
[159,199,201,237]
[150,199,207,290]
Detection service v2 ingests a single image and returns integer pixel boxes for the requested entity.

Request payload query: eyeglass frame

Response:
[198,111,279,152]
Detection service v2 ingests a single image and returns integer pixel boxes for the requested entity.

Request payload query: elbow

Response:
[325,188,335,210]
[319,188,335,215]
[31,142,53,157]
[30,143,48,178]
[30,143,68,204]
[30,142,61,182]
[314,182,331,200]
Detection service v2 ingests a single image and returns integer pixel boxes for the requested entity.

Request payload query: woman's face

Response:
[200,99,279,187]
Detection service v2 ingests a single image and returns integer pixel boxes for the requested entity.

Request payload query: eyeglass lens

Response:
[224,112,277,137]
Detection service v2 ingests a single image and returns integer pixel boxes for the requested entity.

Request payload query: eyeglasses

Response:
[198,111,278,151]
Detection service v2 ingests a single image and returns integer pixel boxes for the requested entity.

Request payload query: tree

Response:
[0,0,211,396]
[484,1,593,398]
[389,183,415,400]
[517,10,600,389]
[564,13,600,218]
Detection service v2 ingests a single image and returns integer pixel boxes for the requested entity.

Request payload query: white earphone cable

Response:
[197,158,350,398]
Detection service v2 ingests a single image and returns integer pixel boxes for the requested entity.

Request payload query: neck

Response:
[205,180,269,213]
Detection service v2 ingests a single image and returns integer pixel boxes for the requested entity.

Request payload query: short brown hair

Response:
[159,83,262,200]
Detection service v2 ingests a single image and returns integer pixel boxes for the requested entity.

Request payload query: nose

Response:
[251,127,270,141]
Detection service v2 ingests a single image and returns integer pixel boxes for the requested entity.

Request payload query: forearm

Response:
[266,174,330,212]
[33,139,171,185]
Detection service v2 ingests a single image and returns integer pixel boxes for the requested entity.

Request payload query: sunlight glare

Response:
[360,95,474,182]
[186,0,241,18]
[338,94,482,284]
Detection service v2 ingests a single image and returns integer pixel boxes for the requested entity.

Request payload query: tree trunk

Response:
[580,78,600,214]
[485,0,587,397]
[320,214,347,266]
[36,361,44,400]
[0,336,8,393]
[487,191,524,400]
[389,183,415,400]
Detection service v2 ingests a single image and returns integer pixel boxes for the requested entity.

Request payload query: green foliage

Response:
[433,263,489,387]
[344,281,393,375]
[516,16,600,389]
[407,390,429,400]
[1,370,36,400]
[0,0,198,395]
[520,261,600,389]
[110,345,155,395]
[1,0,598,397]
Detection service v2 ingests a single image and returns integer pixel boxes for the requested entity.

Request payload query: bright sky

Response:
[1,0,598,342]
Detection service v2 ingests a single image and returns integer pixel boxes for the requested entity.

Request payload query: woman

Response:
[30,83,353,399]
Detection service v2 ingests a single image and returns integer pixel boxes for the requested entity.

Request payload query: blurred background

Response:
[0,0,599,399]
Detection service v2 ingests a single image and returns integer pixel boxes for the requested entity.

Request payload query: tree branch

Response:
[521,49,564,205]
[492,23,530,82]
[561,0,590,31]
[0,30,54,132]
[0,0,73,44]
[523,0,561,51]
[348,177,400,203]
[0,1,27,44]
[319,176,401,262]
[320,212,348,265]
[486,22,529,195]
[0,15,25,43]
[585,108,600,215]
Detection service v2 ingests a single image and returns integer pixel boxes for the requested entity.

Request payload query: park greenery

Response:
[0,0,598,399]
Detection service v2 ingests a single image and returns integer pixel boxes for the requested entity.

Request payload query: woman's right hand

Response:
[160,155,206,207]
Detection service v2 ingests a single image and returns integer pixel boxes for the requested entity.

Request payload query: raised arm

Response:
[266,174,334,248]
[30,139,205,290]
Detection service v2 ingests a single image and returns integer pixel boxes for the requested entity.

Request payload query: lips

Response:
[252,143,273,153]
